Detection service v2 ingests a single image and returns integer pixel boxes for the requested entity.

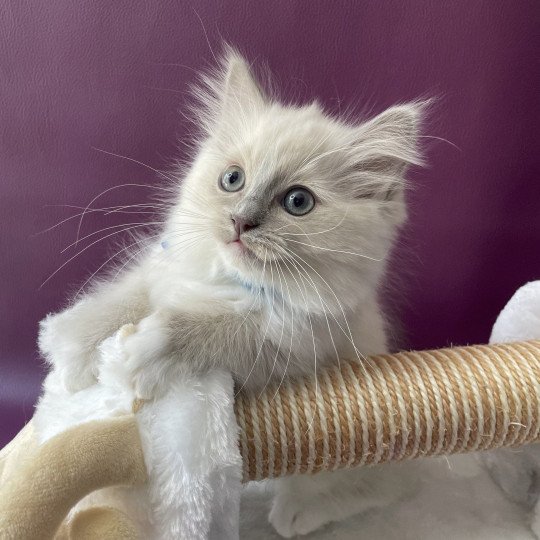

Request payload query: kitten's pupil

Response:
[229,171,239,184]
[293,193,304,207]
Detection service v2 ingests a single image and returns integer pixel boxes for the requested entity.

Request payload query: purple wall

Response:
[1,1,539,446]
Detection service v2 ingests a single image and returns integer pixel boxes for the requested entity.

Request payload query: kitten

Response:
[38,47,425,536]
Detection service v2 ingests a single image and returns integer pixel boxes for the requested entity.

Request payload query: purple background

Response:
[1,1,539,446]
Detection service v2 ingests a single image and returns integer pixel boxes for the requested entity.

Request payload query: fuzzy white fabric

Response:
[34,327,242,540]
[490,281,540,344]
[240,458,533,540]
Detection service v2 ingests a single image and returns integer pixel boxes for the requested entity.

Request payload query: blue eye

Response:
[220,166,245,192]
[283,187,315,216]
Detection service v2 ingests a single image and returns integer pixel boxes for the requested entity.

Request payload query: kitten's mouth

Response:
[226,236,264,263]
[227,237,252,255]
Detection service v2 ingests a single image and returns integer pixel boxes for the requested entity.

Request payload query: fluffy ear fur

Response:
[195,47,267,139]
[343,102,427,200]
[220,48,267,114]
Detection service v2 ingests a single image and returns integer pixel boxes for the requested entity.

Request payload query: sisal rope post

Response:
[2,341,540,538]
[235,340,540,482]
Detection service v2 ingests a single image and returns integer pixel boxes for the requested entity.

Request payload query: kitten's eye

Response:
[220,166,245,192]
[283,187,315,216]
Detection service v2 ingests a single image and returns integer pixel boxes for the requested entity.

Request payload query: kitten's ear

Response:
[195,47,267,136]
[347,101,427,200]
[219,47,267,116]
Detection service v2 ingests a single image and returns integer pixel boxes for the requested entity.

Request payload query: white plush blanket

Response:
[240,460,532,539]
[34,327,243,540]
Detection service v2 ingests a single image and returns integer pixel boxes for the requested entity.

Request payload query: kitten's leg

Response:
[38,270,150,392]
[118,308,287,399]
[269,464,419,538]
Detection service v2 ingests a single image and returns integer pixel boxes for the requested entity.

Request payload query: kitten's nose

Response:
[232,217,258,236]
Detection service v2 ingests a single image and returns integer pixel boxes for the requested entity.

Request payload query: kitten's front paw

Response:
[269,490,332,538]
[120,312,171,399]
[38,311,98,392]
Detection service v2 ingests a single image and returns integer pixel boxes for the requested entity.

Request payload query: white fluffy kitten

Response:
[39,48,425,536]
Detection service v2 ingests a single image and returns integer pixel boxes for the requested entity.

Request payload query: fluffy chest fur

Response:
[142,239,371,388]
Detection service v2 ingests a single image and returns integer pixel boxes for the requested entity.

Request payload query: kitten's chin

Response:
[219,239,263,278]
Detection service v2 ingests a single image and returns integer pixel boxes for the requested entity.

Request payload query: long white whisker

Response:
[281,249,340,370]
[286,238,381,261]
[39,226,155,289]
[270,260,295,402]
[281,245,373,373]
[258,254,287,397]
[280,208,350,237]
[61,222,163,253]
[34,205,162,236]
[277,252,319,436]
[91,147,177,183]
[74,182,170,247]
[235,248,272,396]
[75,234,160,296]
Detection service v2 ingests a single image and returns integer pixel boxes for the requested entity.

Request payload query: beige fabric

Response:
[62,507,140,539]
[0,421,37,487]
[0,415,146,540]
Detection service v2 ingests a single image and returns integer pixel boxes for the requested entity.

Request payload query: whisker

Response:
[73,182,172,247]
[285,238,382,261]
[270,260,295,402]
[281,249,340,370]
[34,205,162,236]
[281,245,374,373]
[276,252,319,436]
[39,225,157,289]
[258,255,287,397]
[61,222,163,253]
[204,248,268,367]
[74,233,162,296]
[234,248,273,397]
[279,208,350,237]
[91,147,177,183]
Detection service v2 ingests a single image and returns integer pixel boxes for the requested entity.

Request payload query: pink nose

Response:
[232,217,258,236]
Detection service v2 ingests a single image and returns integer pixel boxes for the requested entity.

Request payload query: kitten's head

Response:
[171,48,425,312]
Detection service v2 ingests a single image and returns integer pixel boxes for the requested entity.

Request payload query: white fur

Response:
[35,327,242,539]
[38,47,427,535]
[244,456,533,540]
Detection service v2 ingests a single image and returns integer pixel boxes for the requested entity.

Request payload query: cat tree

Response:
[1,340,539,538]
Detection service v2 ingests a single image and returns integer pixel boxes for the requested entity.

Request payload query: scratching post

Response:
[235,340,540,481]
[1,340,540,538]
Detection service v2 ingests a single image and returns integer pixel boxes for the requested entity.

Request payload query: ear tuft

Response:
[346,100,429,200]
[191,45,267,137]
[219,45,267,114]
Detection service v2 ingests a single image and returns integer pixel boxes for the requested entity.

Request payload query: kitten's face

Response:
[174,50,424,311]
